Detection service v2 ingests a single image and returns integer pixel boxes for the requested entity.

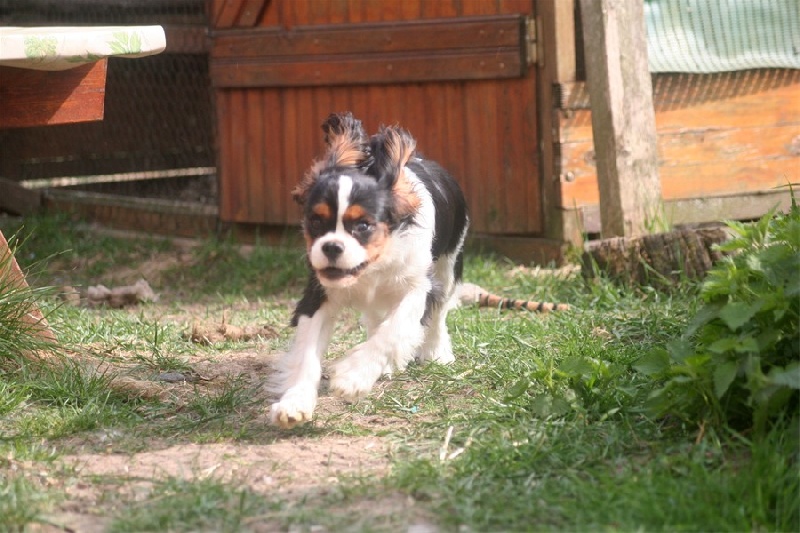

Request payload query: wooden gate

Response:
[209,0,538,235]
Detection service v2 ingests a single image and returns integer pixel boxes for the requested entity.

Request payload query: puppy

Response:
[269,112,469,428]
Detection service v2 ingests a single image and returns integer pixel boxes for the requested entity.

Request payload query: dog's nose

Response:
[322,241,344,260]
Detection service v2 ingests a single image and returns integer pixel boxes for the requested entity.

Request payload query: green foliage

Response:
[636,202,800,432]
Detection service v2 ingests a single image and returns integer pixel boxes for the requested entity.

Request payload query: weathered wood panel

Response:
[213,0,539,234]
[212,49,524,88]
[210,15,526,87]
[212,16,523,58]
[211,0,269,28]
[558,71,800,207]
[0,61,107,129]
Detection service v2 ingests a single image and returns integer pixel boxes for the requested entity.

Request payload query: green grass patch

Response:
[0,212,796,531]
[109,477,280,533]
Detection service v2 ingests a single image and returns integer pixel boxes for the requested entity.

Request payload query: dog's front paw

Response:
[270,387,317,429]
[329,350,382,401]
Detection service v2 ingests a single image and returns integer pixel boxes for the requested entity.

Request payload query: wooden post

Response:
[579,0,661,238]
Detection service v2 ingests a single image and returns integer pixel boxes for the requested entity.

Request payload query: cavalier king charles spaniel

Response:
[269,112,469,428]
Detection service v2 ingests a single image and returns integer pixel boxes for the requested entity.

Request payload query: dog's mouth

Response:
[317,262,368,281]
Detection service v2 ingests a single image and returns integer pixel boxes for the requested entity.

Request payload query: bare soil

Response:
[13,248,441,532]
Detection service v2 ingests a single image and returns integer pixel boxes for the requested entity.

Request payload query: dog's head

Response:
[293,113,421,288]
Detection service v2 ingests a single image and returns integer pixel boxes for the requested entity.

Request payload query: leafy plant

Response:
[636,199,800,433]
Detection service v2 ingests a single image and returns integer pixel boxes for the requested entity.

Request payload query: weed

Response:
[636,203,800,433]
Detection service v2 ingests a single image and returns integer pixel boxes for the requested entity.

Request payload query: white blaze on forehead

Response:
[336,175,353,233]
[308,173,367,278]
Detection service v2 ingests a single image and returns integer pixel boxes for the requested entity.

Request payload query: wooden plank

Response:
[563,123,799,173]
[558,75,800,207]
[280,89,299,225]
[561,156,798,207]
[237,0,269,27]
[550,0,577,83]
[560,73,800,142]
[0,177,42,215]
[216,89,235,220]
[535,0,581,244]
[578,190,793,234]
[244,89,264,221]
[211,49,523,88]
[464,0,499,232]
[579,0,661,238]
[214,0,244,29]
[0,61,107,129]
[259,0,281,26]
[263,90,288,224]
[228,90,247,221]
[211,15,524,58]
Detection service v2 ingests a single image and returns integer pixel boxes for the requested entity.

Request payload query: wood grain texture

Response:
[213,0,540,233]
[579,0,661,238]
[212,16,523,58]
[212,50,523,88]
[559,73,800,207]
[210,15,525,87]
[0,61,107,129]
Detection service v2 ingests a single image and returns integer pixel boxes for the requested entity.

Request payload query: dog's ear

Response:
[292,113,369,205]
[322,112,369,168]
[370,126,421,218]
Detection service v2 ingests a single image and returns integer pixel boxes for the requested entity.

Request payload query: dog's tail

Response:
[458,282,570,312]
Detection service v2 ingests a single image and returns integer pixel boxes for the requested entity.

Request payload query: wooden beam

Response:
[535,0,582,245]
[578,0,661,238]
[210,15,527,87]
[578,189,794,234]
[0,60,107,129]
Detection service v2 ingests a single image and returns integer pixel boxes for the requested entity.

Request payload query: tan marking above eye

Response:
[311,203,332,219]
[342,204,368,222]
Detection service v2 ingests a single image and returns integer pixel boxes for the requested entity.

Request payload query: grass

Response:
[109,477,281,533]
[0,213,797,532]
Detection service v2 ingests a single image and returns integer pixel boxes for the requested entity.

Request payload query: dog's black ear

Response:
[322,112,369,168]
[370,126,420,218]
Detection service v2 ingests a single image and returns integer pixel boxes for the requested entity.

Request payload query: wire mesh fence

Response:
[0,0,216,206]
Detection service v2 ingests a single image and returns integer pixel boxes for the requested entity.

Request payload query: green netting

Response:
[645,0,800,73]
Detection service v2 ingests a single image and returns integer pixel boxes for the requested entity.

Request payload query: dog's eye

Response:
[307,215,324,234]
[353,220,373,234]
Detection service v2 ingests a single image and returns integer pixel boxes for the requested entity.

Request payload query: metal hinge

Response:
[525,15,542,67]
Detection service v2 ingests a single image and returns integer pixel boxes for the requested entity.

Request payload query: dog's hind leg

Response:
[416,251,460,364]
[416,303,455,365]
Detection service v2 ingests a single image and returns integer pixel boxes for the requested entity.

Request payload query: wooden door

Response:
[209,0,539,235]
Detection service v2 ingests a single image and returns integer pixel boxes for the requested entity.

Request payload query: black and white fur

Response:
[269,112,469,428]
